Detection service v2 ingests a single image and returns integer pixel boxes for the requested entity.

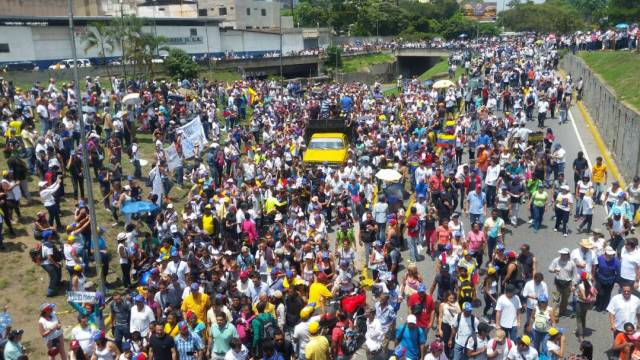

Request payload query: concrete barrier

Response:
[560,54,640,182]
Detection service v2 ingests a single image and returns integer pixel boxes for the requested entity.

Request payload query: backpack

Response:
[458,276,475,302]
[455,313,476,334]
[491,338,513,352]
[50,242,64,263]
[29,242,43,264]
[259,315,276,341]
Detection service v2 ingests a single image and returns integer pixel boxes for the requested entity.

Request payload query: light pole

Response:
[279,6,283,79]
[152,0,158,56]
[66,0,106,299]
[119,0,126,78]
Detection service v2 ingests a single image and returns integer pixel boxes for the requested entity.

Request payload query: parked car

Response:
[1,61,38,72]
[48,58,92,70]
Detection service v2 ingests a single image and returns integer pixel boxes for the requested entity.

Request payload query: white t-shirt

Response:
[454,314,478,346]
[424,353,448,360]
[485,165,502,186]
[570,248,598,278]
[607,294,640,331]
[620,248,640,281]
[164,260,190,286]
[495,294,522,328]
[466,335,489,360]
[521,280,548,309]
[72,325,96,355]
[225,345,249,360]
[554,193,573,212]
[506,346,538,360]
[129,305,155,337]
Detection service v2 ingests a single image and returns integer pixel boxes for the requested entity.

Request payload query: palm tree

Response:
[82,21,116,81]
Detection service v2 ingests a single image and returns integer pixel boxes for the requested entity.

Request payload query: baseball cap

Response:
[538,294,548,303]
[548,327,564,336]
[519,335,531,346]
[605,246,617,255]
[407,314,417,324]
[134,294,144,303]
[190,282,200,291]
[178,320,188,331]
[558,248,570,254]
[308,321,320,334]
[463,302,473,312]
[418,283,427,293]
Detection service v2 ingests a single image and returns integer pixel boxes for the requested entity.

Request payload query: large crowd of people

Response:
[0,32,638,360]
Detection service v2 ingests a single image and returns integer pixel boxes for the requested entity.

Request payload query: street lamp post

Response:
[66,0,106,299]
[279,7,283,79]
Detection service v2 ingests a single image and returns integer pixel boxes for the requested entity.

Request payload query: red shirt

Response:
[331,321,347,356]
[407,293,435,328]
[407,215,419,237]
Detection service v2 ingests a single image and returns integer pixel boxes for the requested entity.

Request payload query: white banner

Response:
[179,116,207,158]
[67,291,97,303]
[165,144,181,172]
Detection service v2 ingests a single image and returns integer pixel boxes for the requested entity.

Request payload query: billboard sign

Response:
[462,2,497,21]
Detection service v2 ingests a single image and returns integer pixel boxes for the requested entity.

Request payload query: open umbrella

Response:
[375,169,402,182]
[459,33,469,38]
[121,200,159,214]
[178,88,197,98]
[432,79,456,89]
[616,23,629,29]
[122,93,141,105]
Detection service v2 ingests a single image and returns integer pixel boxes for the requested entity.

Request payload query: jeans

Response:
[175,165,184,186]
[46,203,63,228]
[485,185,496,208]
[575,301,590,337]
[532,330,548,354]
[113,324,130,350]
[71,176,85,199]
[594,281,614,311]
[407,236,418,262]
[377,222,386,242]
[578,214,593,232]
[559,109,567,123]
[510,202,520,225]
[503,326,518,341]
[555,279,572,315]
[554,208,569,234]
[470,213,483,226]
[121,263,131,288]
[452,343,467,360]
[532,205,545,231]
[42,264,61,296]
[487,236,498,262]
[133,159,141,179]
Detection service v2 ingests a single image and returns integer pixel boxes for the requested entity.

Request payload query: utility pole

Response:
[120,0,126,78]
[67,0,106,298]
[279,6,283,79]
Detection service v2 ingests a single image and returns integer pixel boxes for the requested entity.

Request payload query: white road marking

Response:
[568,106,592,168]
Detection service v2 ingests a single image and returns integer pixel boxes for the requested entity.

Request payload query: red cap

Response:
[507,251,517,259]
[580,272,588,281]
[316,273,329,283]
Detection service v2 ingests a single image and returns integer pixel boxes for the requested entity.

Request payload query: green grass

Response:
[199,70,241,83]
[382,58,463,96]
[341,53,395,73]
[578,51,640,111]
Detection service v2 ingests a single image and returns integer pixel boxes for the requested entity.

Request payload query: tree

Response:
[323,45,343,69]
[498,2,583,33]
[440,13,475,40]
[608,0,640,24]
[82,22,116,79]
[164,48,199,80]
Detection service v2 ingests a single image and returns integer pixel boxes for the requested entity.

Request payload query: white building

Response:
[197,0,282,29]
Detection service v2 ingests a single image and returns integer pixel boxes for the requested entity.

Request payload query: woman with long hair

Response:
[399,263,423,297]
[37,303,66,360]
[437,291,460,359]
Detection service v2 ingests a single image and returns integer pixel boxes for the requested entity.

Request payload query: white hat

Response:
[274,213,283,221]
[38,181,48,188]
[407,314,417,324]
[605,246,616,255]
[170,224,178,233]
[117,232,127,241]
[304,253,313,260]
[560,184,570,191]
[558,248,570,254]
[167,203,174,209]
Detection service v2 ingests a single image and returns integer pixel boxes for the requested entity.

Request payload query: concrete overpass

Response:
[394,48,451,78]
[212,55,321,78]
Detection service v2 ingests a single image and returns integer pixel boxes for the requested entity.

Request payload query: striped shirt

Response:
[175,332,202,360]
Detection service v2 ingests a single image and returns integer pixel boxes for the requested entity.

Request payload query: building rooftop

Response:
[0,15,222,26]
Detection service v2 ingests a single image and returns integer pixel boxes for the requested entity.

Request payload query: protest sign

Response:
[179,116,207,158]
[67,291,97,303]
[165,144,181,171]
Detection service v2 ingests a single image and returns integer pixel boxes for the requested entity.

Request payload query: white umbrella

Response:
[122,93,141,105]
[375,169,402,182]
[81,105,96,114]
[139,159,149,167]
[432,79,456,89]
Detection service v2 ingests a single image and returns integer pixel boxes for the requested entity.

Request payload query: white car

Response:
[48,58,92,70]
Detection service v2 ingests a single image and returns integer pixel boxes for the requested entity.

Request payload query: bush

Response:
[164,48,199,80]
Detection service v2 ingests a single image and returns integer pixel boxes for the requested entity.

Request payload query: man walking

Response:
[548,248,576,317]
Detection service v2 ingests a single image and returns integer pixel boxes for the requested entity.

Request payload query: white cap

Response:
[560,184,570,191]
[170,224,178,233]
[605,246,616,255]
[558,248,570,254]
[117,232,127,241]
[305,253,313,260]
[167,203,174,209]
[275,213,283,221]
[407,314,417,324]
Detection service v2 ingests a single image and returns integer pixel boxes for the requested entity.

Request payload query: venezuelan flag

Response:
[437,133,456,148]
[247,87,257,105]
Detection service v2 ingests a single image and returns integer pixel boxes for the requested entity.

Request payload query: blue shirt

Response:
[467,191,486,214]
[175,332,202,360]
[596,255,620,284]
[415,182,428,199]
[395,324,426,360]
[375,302,396,331]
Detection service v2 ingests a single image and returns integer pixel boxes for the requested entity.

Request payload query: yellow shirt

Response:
[307,282,331,309]
[252,302,276,318]
[592,163,607,183]
[283,276,305,289]
[202,214,215,235]
[305,335,330,360]
[181,293,211,322]
[164,322,180,337]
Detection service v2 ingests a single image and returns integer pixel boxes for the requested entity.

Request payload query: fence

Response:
[560,54,640,182]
